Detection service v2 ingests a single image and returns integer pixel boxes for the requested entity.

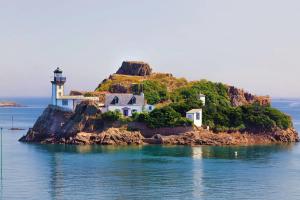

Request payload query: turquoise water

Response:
[0,98,300,200]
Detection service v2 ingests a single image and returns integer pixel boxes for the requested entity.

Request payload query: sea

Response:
[0,97,300,200]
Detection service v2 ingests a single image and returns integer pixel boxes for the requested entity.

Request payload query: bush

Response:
[102,110,122,121]
[170,100,203,117]
[142,80,168,104]
[240,104,292,131]
[145,106,191,128]
[132,112,150,122]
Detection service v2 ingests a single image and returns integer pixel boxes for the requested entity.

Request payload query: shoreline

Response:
[19,127,299,146]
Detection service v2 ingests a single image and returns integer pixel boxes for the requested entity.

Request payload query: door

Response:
[123,109,129,116]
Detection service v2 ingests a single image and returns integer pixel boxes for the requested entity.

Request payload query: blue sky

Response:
[0,0,299,98]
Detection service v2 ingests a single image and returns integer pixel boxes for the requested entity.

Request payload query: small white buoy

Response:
[234,151,238,157]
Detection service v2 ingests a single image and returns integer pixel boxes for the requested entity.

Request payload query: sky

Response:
[0,0,299,98]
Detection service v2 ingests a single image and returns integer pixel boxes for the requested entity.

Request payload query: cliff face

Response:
[228,86,271,107]
[60,101,103,137]
[116,61,152,76]
[19,105,73,142]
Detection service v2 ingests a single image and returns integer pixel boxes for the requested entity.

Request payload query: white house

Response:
[186,109,203,127]
[51,68,99,111]
[102,93,154,116]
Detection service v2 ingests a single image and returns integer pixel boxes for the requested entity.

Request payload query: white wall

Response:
[56,84,64,97]
[57,99,74,111]
[51,83,65,105]
[52,83,57,105]
[186,111,202,127]
[107,105,143,116]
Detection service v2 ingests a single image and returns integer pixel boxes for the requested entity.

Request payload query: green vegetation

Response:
[142,80,168,104]
[133,106,192,128]
[101,110,122,121]
[96,73,292,132]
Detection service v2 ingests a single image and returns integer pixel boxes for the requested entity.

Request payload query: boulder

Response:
[116,61,152,76]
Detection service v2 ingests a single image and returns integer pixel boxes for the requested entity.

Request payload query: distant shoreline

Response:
[0,102,23,107]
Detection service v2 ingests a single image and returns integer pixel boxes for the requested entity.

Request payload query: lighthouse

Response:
[51,67,66,106]
[50,67,99,111]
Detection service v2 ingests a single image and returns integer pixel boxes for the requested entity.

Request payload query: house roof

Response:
[105,93,145,106]
[187,109,202,113]
[57,95,99,100]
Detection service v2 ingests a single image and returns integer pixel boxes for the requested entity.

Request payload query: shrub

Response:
[102,110,122,121]
[142,80,168,104]
[145,106,189,128]
[131,112,150,122]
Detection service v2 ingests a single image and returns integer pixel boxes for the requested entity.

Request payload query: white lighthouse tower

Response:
[50,67,99,111]
[51,67,66,106]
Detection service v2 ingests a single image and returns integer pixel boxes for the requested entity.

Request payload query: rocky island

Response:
[20,61,299,145]
[0,101,21,107]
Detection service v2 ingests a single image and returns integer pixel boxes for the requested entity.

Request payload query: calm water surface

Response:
[0,98,300,200]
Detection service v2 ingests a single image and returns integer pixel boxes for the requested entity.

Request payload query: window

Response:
[111,96,119,104]
[62,100,68,106]
[149,106,152,111]
[59,85,62,89]
[196,113,200,120]
[187,114,193,120]
[58,92,62,97]
[128,96,136,104]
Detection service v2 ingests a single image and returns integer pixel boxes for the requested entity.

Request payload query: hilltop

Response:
[95,61,270,107]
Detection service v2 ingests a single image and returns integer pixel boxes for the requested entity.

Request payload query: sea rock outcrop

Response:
[144,128,299,145]
[116,61,152,76]
[19,105,73,142]
[62,128,144,145]
[228,86,271,107]
[60,101,103,138]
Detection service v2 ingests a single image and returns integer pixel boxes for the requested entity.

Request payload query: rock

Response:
[64,128,144,145]
[19,105,73,142]
[228,86,271,107]
[116,61,152,76]
[109,83,128,93]
[272,128,299,142]
[97,128,144,145]
[60,101,102,138]
[69,90,85,96]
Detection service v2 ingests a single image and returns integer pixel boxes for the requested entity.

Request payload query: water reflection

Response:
[24,144,297,199]
[33,143,296,160]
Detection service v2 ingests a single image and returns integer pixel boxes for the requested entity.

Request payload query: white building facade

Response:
[102,93,154,117]
[186,109,203,127]
[51,68,98,111]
